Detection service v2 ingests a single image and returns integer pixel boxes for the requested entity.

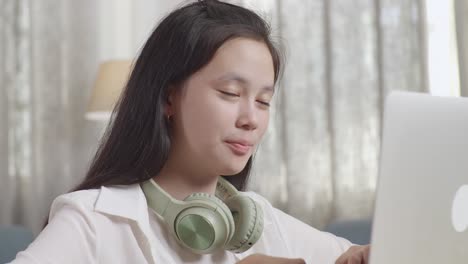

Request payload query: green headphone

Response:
[140,177,264,254]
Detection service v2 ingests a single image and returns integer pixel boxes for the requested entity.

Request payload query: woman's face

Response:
[168,37,275,177]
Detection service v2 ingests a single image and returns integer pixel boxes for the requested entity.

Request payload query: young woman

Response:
[11,1,370,263]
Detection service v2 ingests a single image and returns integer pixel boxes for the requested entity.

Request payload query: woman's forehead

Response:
[197,38,275,86]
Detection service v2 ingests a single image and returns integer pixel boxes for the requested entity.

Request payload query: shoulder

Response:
[240,191,274,213]
[241,191,274,208]
[48,189,100,219]
[48,184,143,221]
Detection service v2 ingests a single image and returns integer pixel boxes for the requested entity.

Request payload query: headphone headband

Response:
[140,176,238,217]
[216,177,239,200]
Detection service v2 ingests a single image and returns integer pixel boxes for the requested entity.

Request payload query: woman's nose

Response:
[235,103,258,130]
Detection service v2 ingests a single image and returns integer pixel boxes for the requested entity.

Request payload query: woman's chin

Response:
[215,152,252,175]
[219,161,248,176]
[220,167,243,176]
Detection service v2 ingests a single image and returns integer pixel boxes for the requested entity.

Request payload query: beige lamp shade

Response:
[86,60,133,120]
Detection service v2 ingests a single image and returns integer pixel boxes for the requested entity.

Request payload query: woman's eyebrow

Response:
[216,72,275,93]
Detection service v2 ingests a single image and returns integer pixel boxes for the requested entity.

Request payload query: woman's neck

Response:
[152,161,219,201]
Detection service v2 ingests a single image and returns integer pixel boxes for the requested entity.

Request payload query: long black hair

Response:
[74,0,282,192]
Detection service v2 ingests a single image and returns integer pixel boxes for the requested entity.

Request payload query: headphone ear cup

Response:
[175,193,234,254]
[185,193,235,242]
[224,195,264,253]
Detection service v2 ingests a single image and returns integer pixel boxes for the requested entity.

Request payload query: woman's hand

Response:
[335,245,371,264]
[237,253,306,264]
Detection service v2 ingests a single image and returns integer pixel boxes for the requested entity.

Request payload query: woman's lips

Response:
[225,141,252,156]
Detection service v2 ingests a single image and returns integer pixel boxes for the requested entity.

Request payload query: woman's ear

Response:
[165,87,177,117]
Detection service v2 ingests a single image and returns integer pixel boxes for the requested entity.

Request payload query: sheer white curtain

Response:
[241,0,427,228]
[0,0,427,234]
[455,0,468,97]
[0,0,103,233]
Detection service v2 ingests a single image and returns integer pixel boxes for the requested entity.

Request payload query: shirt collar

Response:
[94,184,150,225]
[94,184,156,262]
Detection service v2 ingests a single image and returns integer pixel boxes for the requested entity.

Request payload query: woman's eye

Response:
[218,90,270,107]
[257,100,270,107]
[219,90,239,97]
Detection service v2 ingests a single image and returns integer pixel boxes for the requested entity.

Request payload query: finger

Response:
[356,246,370,264]
[335,252,350,264]
[247,254,304,264]
[268,256,306,264]
[335,246,359,264]
[335,246,365,264]
[349,254,362,264]
[287,258,306,264]
[353,248,367,264]
[363,246,370,264]
[352,245,370,264]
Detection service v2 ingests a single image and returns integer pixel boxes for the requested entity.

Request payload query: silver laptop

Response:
[369,91,468,263]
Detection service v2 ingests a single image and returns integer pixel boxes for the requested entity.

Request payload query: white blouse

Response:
[10,184,351,264]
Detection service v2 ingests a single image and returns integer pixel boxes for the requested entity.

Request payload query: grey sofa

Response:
[324,219,373,245]
[0,225,34,263]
